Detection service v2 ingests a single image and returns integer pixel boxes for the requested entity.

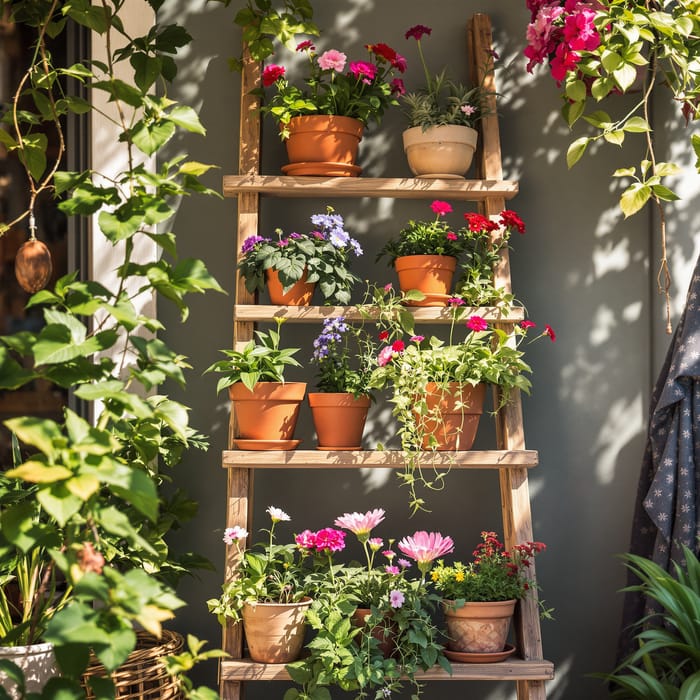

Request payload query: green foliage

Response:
[603,544,700,699]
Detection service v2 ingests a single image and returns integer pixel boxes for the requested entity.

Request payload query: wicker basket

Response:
[81,630,184,700]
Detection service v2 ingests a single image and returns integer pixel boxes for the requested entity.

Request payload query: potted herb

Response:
[307,317,375,449]
[401,24,486,178]
[431,531,547,657]
[207,507,313,664]
[205,320,305,448]
[259,40,407,175]
[238,209,363,306]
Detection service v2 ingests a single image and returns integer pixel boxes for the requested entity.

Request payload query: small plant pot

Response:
[308,393,370,449]
[351,607,397,659]
[0,642,57,699]
[266,268,315,305]
[230,382,307,442]
[402,124,478,179]
[242,598,312,664]
[419,382,486,451]
[395,254,457,306]
[442,599,516,653]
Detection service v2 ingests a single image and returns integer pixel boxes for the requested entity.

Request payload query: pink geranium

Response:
[350,61,377,83]
[430,200,453,216]
[334,508,386,537]
[318,49,347,72]
[313,527,346,553]
[295,529,317,550]
[467,315,488,332]
[262,64,285,87]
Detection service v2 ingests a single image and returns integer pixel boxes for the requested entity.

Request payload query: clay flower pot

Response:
[394,254,457,306]
[350,607,397,659]
[282,115,364,177]
[307,393,370,449]
[229,382,307,442]
[441,599,516,653]
[419,382,486,451]
[0,642,57,699]
[242,597,312,664]
[266,268,315,305]
[402,124,478,179]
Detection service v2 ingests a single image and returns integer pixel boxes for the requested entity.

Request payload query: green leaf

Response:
[620,183,651,218]
[604,130,625,146]
[92,79,142,108]
[6,460,73,483]
[623,116,651,133]
[97,208,143,242]
[565,79,587,103]
[613,167,636,177]
[4,416,61,458]
[563,99,585,127]
[566,137,589,168]
[130,53,161,93]
[18,132,48,181]
[167,105,206,135]
[654,162,681,177]
[613,64,638,92]
[583,110,612,129]
[0,346,36,389]
[131,119,176,156]
[179,161,218,176]
[37,482,83,526]
[651,185,679,202]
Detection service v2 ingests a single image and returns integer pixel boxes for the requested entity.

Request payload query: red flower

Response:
[392,339,405,353]
[544,324,556,342]
[430,199,452,216]
[350,61,377,83]
[262,64,285,87]
[405,24,432,41]
[295,40,315,52]
[446,231,458,241]
[368,42,397,63]
[390,77,406,95]
[378,330,389,341]
[520,319,537,330]
[392,53,407,72]
[464,212,499,233]
[466,315,488,332]
[499,209,526,234]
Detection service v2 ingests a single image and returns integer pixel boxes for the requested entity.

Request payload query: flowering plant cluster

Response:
[237,208,362,306]
[310,316,375,396]
[259,39,407,136]
[432,531,546,603]
[402,24,484,129]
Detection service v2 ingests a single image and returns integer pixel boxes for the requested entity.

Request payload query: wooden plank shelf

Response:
[220,658,555,682]
[222,449,538,469]
[233,305,525,324]
[223,175,519,201]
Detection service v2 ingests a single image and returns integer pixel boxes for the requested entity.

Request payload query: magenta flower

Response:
[223,525,248,545]
[334,508,385,537]
[521,320,537,330]
[544,324,557,342]
[385,565,400,576]
[313,527,346,552]
[467,315,488,332]
[382,549,395,560]
[318,49,347,72]
[392,339,405,353]
[383,282,393,292]
[398,531,454,574]
[447,296,465,307]
[410,335,424,343]
[377,346,394,367]
[296,40,315,52]
[430,200,452,216]
[390,77,406,96]
[405,24,432,41]
[350,60,377,83]
[262,64,285,87]
[295,529,317,550]
[446,232,458,241]
[389,589,405,608]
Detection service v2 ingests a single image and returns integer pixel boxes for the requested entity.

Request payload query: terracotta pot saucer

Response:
[281,161,362,177]
[314,445,361,451]
[233,439,301,451]
[443,644,515,664]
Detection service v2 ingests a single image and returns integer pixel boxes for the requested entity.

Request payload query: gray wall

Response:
[158,1,700,698]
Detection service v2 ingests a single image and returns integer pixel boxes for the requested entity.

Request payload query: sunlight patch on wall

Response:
[594,393,643,485]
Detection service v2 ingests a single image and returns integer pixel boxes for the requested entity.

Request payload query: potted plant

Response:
[401,24,486,178]
[238,208,363,306]
[259,39,407,175]
[206,320,306,448]
[207,507,313,664]
[308,317,375,449]
[285,509,452,700]
[431,531,547,659]
[365,285,555,512]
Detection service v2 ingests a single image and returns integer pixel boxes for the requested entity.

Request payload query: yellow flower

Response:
[454,571,465,582]
[431,570,439,582]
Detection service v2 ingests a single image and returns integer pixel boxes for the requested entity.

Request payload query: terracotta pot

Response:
[283,115,364,177]
[419,382,486,451]
[0,642,57,699]
[441,599,516,653]
[242,598,312,664]
[265,268,315,305]
[394,254,457,306]
[307,393,370,449]
[229,382,307,441]
[402,125,478,179]
[351,607,397,659]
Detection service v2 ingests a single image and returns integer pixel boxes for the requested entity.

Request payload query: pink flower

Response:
[430,200,452,216]
[467,315,488,332]
[318,49,347,72]
[382,549,395,560]
[521,320,537,330]
[446,232,458,241]
[385,565,400,576]
[398,558,411,569]
[223,525,248,545]
[296,40,315,52]
[544,324,557,342]
[350,60,377,83]
[460,104,476,115]
[334,508,386,537]
[262,64,285,87]
[390,77,406,95]
[448,296,465,307]
[398,531,454,573]
[377,346,394,367]
[410,335,424,343]
[392,340,405,353]
[389,589,405,608]
[295,529,317,549]
[384,282,393,292]
[369,538,384,550]
[313,527,346,552]
[405,24,432,41]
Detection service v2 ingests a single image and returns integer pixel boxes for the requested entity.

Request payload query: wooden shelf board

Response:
[234,305,524,324]
[223,175,518,201]
[220,658,554,682]
[222,449,538,469]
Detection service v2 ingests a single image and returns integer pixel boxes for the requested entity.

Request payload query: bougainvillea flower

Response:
[318,49,347,72]
[398,531,454,571]
[467,315,488,332]
[334,508,386,536]
[544,324,557,342]
[313,527,346,552]
[266,505,290,522]
[223,525,248,544]
[430,199,453,216]
[262,64,285,87]
[405,24,432,41]
[384,282,393,292]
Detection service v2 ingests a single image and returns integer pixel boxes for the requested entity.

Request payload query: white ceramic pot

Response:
[402,124,478,179]
[0,642,57,699]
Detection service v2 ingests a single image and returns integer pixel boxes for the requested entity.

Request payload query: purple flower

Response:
[240,235,268,255]
[389,589,405,608]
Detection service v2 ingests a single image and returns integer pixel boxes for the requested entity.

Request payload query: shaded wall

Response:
[158,1,700,697]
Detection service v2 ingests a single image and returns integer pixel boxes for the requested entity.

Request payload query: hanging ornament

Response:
[14,213,52,293]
